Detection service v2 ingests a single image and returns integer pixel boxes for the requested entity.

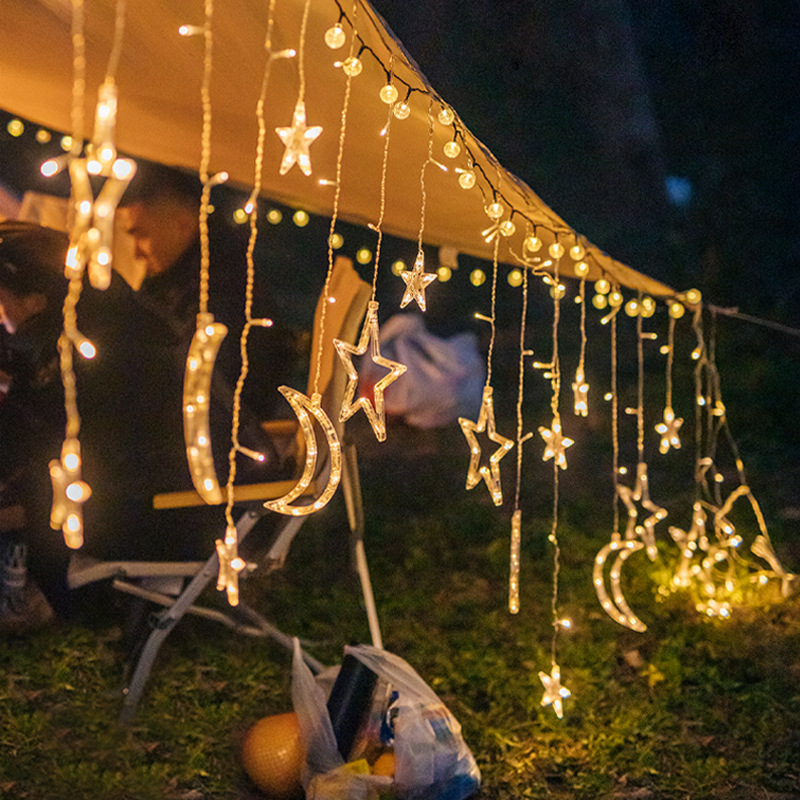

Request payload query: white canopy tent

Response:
[0,0,675,297]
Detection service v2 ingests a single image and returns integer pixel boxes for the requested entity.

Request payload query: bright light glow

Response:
[391,259,406,276]
[6,119,24,137]
[356,248,372,265]
[36,129,51,144]
[41,160,60,177]
[437,266,452,282]
[267,209,283,224]
[292,209,309,227]
[507,269,523,288]
[470,269,486,287]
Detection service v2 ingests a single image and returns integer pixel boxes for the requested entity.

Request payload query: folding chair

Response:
[67,256,382,722]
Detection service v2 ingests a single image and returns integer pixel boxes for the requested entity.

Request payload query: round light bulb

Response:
[550,284,566,299]
[573,260,589,278]
[595,278,611,295]
[624,299,640,317]
[684,288,702,305]
[549,242,565,259]
[507,269,523,288]
[36,129,51,144]
[499,220,516,237]
[266,209,282,225]
[356,247,372,265]
[391,259,406,275]
[592,294,608,310]
[437,266,452,282]
[438,107,455,126]
[669,301,686,319]
[443,141,461,159]
[292,209,309,227]
[324,23,346,49]
[393,102,411,120]
[570,244,586,260]
[379,84,398,104]
[486,202,504,220]
[342,56,362,77]
[608,290,623,307]
[6,119,24,137]
[458,170,476,190]
[640,296,656,317]
[524,235,542,253]
[329,232,344,249]
[470,269,486,287]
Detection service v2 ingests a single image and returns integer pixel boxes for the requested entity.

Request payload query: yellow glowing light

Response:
[457,168,476,189]
[595,279,610,295]
[443,141,461,159]
[324,23,346,49]
[391,259,406,276]
[594,539,648,631]
[379,83,399,104]
[616,462,667,561]
[458,385,515,507]
[574,260,589,278]
[608,290,623,307]
[276,99,323,177]
[524,234,542,253]
[341,56,362,76]
[549,242,565,259]
[49,438,89,549]
[625,299,640,317]
[507,269,523,288]
[499,220,516,238]
[486,202,504,220]
[539,664,571,719]
[684,288,702,305]
[335,301,407,442]
[669,301,686,319]
[292,209,310,227]
[592,293,608,310]
[36,129,51,144]
[267,209,283,224]
[470,269,486,287]
[393,102,411,120]
[356,247,373,265]
[539,414,574,470]
[438,107,455,126]
[570,244,586,260]
[60,135,74,151]
[437,266,452,282]
[640,296,656,317]
[6,119,24,137]
[233,208,248,224]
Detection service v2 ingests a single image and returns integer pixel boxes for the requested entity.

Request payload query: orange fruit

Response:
[241,712,305,799]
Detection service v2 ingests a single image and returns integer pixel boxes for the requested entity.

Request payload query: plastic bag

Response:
[358,314,485,429]
[291,639,481,800]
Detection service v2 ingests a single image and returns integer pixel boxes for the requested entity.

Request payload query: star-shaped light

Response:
[276,99,323,176]
[539,663,571,719]
[539,414,574,470]
[334,301,407,442]
[572,365,589,417]
[668,501,707,589]
[216,525,247,606]
[458,385,514,506]
[617,462,667,560]
[655,406,683,453]
[400,253,438,311]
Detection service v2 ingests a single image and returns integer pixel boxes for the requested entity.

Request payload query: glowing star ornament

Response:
[538,664,571,719]
[334,301,407,442]
[458,385,514,506]
[572,366,589,417]
[216,525,247,606]
[275,99,323,176]
[49,438,91,549]
[399,253,437,311]
[617,462,667,561]
[655,406,683,453]
[539,414,574,470]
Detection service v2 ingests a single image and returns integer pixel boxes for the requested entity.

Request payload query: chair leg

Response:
[341,440,383,650]
[119,506,264,723]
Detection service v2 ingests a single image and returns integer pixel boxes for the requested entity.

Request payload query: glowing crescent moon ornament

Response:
[183,313,228,505]
[263,387,342,517]
[334,301,407,442]
[593,539,648,632]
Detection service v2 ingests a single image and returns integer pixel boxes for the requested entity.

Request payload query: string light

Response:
[539,663,571,720]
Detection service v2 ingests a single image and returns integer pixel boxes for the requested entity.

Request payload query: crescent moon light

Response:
[184,314,228,505]
[263,387,342,517]
[593,539,647,632]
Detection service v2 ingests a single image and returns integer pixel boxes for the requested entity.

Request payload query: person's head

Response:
[0,221,67,332]
[119,162,203,279]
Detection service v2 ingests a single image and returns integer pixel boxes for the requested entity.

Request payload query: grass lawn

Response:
[1,420,799,800]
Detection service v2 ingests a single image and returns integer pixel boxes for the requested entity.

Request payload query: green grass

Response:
[1,423,799,800]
